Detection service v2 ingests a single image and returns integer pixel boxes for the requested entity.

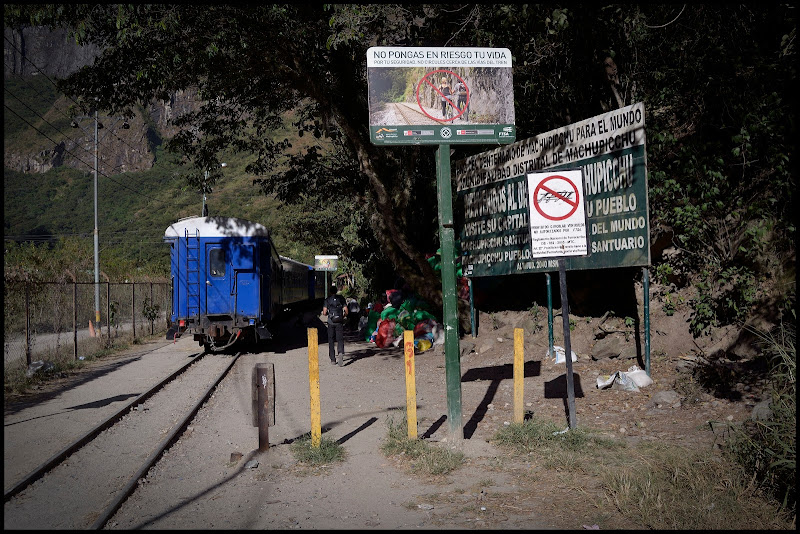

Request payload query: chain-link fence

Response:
[4,280,171,371]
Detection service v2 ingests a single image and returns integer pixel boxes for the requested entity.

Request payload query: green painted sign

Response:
[455,102,650,276]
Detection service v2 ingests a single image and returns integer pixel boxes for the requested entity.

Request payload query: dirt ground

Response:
[4,280,770,530]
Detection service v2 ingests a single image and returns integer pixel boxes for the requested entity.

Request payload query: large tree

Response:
[5,4,795,334]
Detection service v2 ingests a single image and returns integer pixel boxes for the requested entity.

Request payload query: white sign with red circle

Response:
[527,170,589,258]
[416,69,468,122]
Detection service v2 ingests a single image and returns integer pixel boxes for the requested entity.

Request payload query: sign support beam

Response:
[558,259,578,429]
[436,144,463,440]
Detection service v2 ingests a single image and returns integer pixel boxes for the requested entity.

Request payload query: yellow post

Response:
[514,327,524,423]
[403,330,418,439]
[308,328,321,447]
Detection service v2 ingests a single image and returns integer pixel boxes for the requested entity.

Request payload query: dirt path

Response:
[5,304,764,530]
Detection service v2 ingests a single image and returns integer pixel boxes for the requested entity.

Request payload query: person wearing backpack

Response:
[323,285,349,366]
[455,80,469,120]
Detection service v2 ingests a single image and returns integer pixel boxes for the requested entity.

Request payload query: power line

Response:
[4,35,179,194]
[3,103,178,207]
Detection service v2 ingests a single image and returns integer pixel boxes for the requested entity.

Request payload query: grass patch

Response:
[725,323,796,517]
[381,413,465,476]
[289,433,345,466]
[602,442,792,529]
[493,416,625,473]
[492,416,795,529]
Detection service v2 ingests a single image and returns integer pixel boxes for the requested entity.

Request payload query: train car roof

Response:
[280,255,313,269]
[164,216,270,239]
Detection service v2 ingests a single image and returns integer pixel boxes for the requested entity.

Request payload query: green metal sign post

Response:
[367,47,516,441]
[436,145,463,439]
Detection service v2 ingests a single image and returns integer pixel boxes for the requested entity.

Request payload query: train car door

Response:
[205,243,259,317]
[232,243,259,317]
[205,244,230,315]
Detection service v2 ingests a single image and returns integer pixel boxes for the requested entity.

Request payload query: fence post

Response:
[150,282,154,335]
[106,281,111,340]
[73,281,78,360]
[132,282,136,340]
[254,363,275,451]
[25,282,31,366]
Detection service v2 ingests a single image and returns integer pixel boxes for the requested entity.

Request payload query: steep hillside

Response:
[4,27,326,272]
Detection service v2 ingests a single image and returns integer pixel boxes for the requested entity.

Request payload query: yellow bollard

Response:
[308,328,321,447]
[403,330,418,439]
[514,328,524,423]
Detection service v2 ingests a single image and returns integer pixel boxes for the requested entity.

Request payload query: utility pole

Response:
[201,162,227,217]
[72,109,128,332]
[92,109,100,327]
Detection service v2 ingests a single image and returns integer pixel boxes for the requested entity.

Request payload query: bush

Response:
[726,323,796,515]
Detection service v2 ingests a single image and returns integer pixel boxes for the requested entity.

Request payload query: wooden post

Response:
[255,363,275,451]
[308,328,321,447]
[513,328,524,423]
[403,330,417,439]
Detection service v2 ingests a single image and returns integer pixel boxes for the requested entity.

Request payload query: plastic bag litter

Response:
[548,345,577,364]
[415,339,432,352]
[626,365,653,388]
[596,371,639,391]
[596,366,652,392]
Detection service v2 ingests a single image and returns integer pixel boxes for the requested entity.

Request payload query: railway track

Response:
[3,349,243,530]
[391,101,458,125]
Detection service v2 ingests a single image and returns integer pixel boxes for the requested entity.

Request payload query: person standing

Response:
[455,80,469,120]
[322,285,348,366]
[438,76,452,118]
[346,297,361,330]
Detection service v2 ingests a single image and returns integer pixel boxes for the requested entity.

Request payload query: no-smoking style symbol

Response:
[416,69,468,122]
[533,175,580,221]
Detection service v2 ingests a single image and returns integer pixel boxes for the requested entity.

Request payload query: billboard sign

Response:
[314,255,338,272]
[367,47,516,145]
[456,102,649,277]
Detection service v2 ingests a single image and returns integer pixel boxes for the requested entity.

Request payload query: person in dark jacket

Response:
[322,285,348,366]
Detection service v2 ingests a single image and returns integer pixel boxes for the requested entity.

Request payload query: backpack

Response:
[327,295,345,324]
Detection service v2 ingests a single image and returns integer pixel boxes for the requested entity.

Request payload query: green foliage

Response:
[689,265,759,337]
[109,301,119,332]
[141,297,160,324]
[3,75,60,139]
[661,292,683,316]
[726,324,796,514]
[3,3,796,335]
[654,264,673,286]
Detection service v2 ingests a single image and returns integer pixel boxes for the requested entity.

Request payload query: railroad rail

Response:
[3,349,243,530]
[391,101,456,125]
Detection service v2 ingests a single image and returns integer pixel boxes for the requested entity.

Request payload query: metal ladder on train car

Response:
[185,228,201,321]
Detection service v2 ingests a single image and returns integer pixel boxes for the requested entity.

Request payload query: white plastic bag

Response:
[596,371,640,391]
[548,345,577,364]
[626,365,653,388]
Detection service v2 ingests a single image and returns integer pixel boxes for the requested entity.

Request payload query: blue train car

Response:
[164,216,324,351]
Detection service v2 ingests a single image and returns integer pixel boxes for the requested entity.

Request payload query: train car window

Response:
[209,248,226,277]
